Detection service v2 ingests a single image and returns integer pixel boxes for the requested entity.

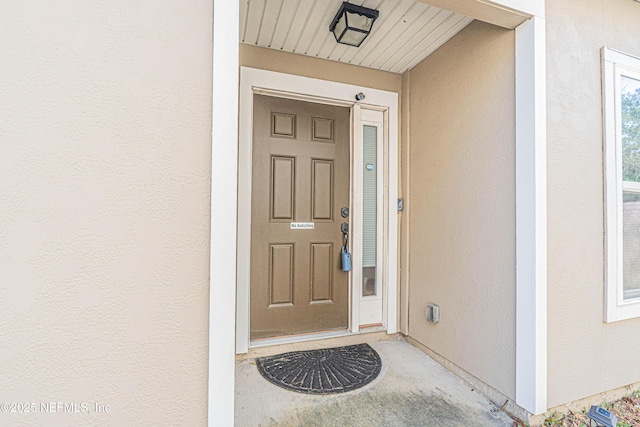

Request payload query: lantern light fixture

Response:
[329,2,379,48]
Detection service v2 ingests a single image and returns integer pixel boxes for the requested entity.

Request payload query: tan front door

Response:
[250,94,350,339]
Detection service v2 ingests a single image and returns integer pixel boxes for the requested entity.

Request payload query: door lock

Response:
[341,207,349,218]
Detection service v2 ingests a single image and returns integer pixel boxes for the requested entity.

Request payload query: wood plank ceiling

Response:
[240,0,473,74]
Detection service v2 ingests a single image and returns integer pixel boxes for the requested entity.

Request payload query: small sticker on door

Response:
[290,222,314,229]
[366,163,374,171]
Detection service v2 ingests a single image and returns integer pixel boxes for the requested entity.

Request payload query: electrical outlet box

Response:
[426,304,440,323]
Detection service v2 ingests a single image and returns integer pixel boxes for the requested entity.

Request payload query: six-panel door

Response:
[250,95,350,339]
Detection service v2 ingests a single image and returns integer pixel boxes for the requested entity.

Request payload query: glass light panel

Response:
[362,125,377,297]
[623,191,640,300]
[621,75,640,183]
[339,30,368,47]
[622,75,640,301]
[332,14,347,42]
[346,11,373,31]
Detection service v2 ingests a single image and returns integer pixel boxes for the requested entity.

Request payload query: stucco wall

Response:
[404,21,517,398]
[547,0,640,408]
[0,1,212,425]
[240,44,403,94]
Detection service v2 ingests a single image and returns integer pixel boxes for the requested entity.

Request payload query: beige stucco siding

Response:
[240,44,403,94]
[404,21,516,399]
[0,1,212,425]
[547,0,640,408]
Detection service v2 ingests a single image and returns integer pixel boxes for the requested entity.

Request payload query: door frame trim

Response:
[237,66,399,353]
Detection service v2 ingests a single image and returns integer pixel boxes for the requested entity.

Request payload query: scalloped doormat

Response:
[256,343,382,395]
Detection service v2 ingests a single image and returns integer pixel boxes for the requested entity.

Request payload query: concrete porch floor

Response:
[235,337,515,426]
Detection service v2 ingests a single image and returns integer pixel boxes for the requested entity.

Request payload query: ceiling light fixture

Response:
[329,2,379,48]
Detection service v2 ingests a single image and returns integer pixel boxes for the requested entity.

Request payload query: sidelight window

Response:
[362,124,378,297]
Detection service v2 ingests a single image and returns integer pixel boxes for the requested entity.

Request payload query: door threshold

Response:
[240,328,395,360]
[250,329,352,349]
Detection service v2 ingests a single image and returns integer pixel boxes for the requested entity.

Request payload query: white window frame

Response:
[357,112,385,326]
[603,47,640,322]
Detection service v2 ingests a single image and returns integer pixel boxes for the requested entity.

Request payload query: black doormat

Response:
[256,343,382,394]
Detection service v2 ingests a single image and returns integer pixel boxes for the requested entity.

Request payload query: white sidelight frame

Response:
[357,110,386,326]
[515,15,547,415]
[236,67,399,353]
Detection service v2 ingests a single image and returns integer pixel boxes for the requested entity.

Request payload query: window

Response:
[362,124,379,298]
[603,47,640,322]
[357,109,385,327]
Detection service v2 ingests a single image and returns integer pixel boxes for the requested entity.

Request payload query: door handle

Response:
[341,222,349,254]
[341,222,350,250]
[340,222,352,272]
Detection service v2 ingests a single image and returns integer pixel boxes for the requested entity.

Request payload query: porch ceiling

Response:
[239,0,473,74]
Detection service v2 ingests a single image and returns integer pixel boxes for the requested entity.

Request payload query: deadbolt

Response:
[341,207,349,218]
